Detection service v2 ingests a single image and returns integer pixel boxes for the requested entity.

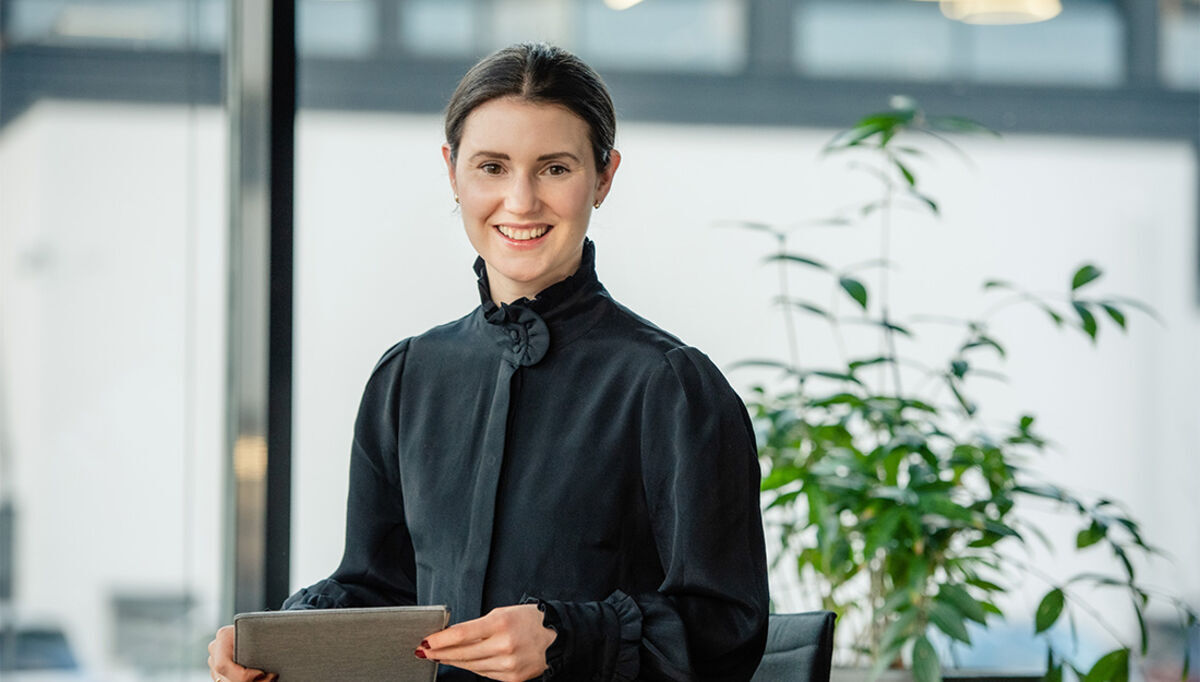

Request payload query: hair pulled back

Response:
[444,43,616,172]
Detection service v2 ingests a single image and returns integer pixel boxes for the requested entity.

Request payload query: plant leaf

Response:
[966,577,1004,593]
[1072,264,1103,291]
[939,583,989,624]
[946,376,977,416]
[930,601,972,643]
[1067,572,1126,587]
[849,356,894,371]
[1041,304,1065,327]
[807,369,865,385]
[912,635,943,682]
[911,190,940,215]
[1035,588,1065,634]
[1083,648,1129,682]
[776,297,832,319]
[840,276,869,310]
[896,159,917,187]
[825,120,890,151]
[1073,301,1098,341]
[951,359,969,379]
[842,317,914,337]
[1133,599,1148,656]
[765,253,829,270]
[961,335,1006,358]
[1107,295,1162,324]
[1101,303,1127,330]
[728,358,797,374]
[1077,521,1106,548]
[928,114,997,136]
[979,600,1003,616]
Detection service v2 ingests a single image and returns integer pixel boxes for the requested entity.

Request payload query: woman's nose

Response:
[504,174,539,214]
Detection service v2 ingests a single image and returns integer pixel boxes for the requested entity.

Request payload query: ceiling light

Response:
[938,0,1062,24]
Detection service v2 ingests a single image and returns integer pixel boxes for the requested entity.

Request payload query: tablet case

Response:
[234,605,449,681]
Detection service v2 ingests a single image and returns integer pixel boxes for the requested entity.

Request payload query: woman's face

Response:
[443,96,620,304]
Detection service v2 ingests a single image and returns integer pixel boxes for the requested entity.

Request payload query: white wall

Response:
[1,100,1196,676]
[291,109,1200,655]
[0,100,227,677]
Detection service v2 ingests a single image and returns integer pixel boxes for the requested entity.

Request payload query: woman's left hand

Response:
[418,603,556,681]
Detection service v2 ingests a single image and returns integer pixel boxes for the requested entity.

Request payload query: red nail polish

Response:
[414,648,427,659]
[420,639,430,649]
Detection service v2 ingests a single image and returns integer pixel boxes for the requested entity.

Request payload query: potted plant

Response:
[735,97,1198,682]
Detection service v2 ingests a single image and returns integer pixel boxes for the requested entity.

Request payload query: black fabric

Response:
[284,240,769,680]
[750,612,836,682]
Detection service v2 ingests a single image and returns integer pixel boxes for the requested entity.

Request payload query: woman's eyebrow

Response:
[469,151,509,161]
[536,152,582,163]
[467,151,581,163]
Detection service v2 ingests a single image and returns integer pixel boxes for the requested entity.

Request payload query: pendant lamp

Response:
[938,0,1062,24]
[604,0,645,9]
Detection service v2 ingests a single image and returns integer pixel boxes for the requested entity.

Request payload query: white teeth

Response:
[497,225,549,241]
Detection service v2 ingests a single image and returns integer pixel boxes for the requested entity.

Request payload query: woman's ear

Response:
[594,149,621,206]
[441,143,457,196]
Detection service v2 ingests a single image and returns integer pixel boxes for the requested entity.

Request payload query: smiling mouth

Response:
[495,224,552,241]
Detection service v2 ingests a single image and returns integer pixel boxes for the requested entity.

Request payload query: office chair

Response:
[751,611,837,682]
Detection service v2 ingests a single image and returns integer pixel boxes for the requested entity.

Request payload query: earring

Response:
[454,194,460,204]
[593,200,601,209]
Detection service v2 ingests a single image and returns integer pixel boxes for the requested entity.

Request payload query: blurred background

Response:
[0,0,1196,679]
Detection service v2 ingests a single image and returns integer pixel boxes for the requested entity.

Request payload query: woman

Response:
[208,42,768,682]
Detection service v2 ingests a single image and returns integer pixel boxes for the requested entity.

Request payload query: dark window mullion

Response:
[1122,0,1161,88]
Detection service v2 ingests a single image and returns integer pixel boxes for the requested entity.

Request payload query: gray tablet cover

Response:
[234,605,449,681]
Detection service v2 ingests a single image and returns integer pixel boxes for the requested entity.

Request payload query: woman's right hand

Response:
[207,625,277,682]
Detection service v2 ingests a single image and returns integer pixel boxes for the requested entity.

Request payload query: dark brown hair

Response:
[444,43,616,171]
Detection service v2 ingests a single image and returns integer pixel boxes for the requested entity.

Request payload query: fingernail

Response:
[414,648,427,659]
[420,639,430,649]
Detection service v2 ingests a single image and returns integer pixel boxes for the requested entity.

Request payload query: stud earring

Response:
[593,200,601,209]
[454,194,459,204]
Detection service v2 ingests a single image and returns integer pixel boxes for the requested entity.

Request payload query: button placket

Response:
[508,326,523,354]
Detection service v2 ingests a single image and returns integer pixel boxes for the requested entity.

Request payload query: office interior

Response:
[0,0,1197,679]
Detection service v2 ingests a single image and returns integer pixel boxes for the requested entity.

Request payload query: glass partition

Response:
[794,0,1124,86]
[0,1,227,679]
[1161,0,1200,89]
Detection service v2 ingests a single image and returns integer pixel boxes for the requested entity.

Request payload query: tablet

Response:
[234,605,450,681]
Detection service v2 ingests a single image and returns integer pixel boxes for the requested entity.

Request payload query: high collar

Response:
[473,239,608,367]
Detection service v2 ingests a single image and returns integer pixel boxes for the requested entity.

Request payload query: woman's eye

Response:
[480,162,503,175]
[546,164,569,176]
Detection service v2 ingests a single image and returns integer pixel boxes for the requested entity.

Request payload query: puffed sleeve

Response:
[282,340,418,610]
[535,346,769,680]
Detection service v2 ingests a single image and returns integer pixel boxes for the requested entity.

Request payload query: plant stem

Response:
[879,157,904,398]
[1009,556,1133,648]
[777,234,802,372]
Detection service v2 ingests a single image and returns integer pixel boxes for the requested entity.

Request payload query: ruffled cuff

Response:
[525,590,641,682]
[281,581,350,610]
[520,594,564,679]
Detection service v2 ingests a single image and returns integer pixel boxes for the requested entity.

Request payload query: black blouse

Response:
[284,240,768,680]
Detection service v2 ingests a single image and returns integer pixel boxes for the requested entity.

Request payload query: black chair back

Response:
[751,611,837,682]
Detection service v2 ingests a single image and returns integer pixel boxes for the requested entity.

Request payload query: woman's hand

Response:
[419,603,556,681]
[207,625,277,682]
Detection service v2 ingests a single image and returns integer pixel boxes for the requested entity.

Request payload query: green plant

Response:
[737,97,1198,682]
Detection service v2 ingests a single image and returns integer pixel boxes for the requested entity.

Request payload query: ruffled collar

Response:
[475,238,601,324]
[473,239,607,367]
